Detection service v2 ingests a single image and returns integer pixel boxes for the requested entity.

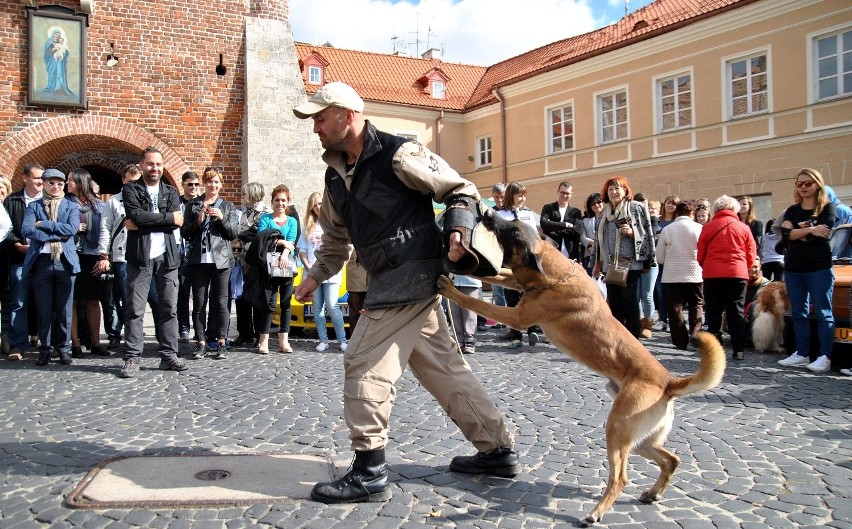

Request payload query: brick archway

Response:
[0,115,189,188]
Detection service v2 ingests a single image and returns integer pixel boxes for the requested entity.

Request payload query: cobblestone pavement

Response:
[1,317,850,529]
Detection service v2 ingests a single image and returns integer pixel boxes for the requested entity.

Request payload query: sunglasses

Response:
[592,200,603,205]
[696,205,708,210]
[185,183,201,187]
[795,180,815,189]
[232,247,243,253]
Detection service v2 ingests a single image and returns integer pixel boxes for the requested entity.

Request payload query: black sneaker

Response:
[159,356,188,372]
[71,346,84,358]
[190,344,207,360]
[91,344,111,357]
[213,343,228,360]
[107,336,122,349]
[179,331,190,343]
[120,359,139,378]
[528,332,539,346]
[450,447,520,477]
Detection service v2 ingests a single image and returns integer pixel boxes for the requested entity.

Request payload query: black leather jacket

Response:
[180,196,239,270]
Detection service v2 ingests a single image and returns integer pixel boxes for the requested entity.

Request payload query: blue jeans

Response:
[8,264,30,351]
[31,256,76,354]
[491,284,506,307]
[314,281,346,344]
[654,264,667,323]
[638,265,658,319]
[785,268,835,358]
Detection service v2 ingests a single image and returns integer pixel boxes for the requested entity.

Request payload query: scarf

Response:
[597,199,630,263]
[43,192,65,261]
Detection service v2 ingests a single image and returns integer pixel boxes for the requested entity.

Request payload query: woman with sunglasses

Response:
[777,169,837,373]
[581,192,604,276]
[181,167,239,360]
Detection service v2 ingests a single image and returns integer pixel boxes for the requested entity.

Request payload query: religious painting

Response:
[27,6,88,109]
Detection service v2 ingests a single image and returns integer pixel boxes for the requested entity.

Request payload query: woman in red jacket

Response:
[697,195,757,360]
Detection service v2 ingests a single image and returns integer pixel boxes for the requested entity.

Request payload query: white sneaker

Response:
[806,355,831,373]
[652,321,666,331]
[316,342,329,352]
[340,342,348,352]
[778,353,810,367]
[840,368,852,376]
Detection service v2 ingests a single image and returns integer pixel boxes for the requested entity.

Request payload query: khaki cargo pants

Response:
[343,295,515,453]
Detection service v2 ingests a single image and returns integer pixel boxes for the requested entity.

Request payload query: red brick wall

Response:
[0,0,253,200]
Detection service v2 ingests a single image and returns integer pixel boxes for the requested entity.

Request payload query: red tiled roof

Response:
[295,0,757,113]
[294,44,486,112]
[466,0,758,109]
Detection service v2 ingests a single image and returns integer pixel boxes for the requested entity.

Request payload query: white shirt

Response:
[146,184,166,259]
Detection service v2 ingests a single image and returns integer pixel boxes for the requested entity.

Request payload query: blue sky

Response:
[290,0,656,66]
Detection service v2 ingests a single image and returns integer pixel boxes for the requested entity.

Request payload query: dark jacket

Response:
[122,178,182,269]
[180,196,239,269]
[4,189,39,266]
[540,201,583,259]
[325,125,443,309]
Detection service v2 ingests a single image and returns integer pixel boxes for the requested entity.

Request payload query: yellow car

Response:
[273,267,349,330]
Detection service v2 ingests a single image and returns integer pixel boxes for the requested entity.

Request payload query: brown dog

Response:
[750,281,789,354]
[438,208,726,526]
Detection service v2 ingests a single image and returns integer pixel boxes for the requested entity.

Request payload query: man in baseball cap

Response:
[293,81,365,119]
[293,83,518,504]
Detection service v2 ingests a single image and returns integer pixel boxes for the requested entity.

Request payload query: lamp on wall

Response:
[106,43,118,68]
[215,54,227,76]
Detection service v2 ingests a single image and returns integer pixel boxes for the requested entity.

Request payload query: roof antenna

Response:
[625,0,630,16]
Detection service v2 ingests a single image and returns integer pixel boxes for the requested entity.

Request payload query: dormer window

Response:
[431,81,445,99]
[308,65,322,85]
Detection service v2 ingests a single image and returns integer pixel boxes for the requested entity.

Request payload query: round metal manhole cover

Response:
[194,469,231,481]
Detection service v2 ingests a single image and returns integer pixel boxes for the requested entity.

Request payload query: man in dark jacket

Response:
[118,147,187,378]
[540,181,583,260]
[293,82,517,504]
[4,163,44,360]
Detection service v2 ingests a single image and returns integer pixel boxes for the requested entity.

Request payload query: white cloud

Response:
[289,0,602,66]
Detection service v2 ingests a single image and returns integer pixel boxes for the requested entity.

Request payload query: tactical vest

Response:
[326,128,443,309]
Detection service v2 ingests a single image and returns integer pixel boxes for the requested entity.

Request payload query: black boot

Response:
[36,350,51,367]
[450,447,520,477]
[58,349,73,366]
[311,448,391,504]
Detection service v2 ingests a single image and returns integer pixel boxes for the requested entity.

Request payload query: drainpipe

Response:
[492,88,507,184]
[435,110,443,155]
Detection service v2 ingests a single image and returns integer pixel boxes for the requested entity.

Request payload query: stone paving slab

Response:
[0,314,850,528]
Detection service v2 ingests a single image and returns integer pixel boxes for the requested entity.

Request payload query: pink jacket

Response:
[697,209,756,280]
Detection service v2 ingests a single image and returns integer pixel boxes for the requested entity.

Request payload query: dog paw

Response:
[639,489,661,504]
[436,275,453,293]
[577,514,598,527]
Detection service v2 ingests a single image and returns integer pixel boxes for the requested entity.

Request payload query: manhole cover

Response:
[194,469,231,481]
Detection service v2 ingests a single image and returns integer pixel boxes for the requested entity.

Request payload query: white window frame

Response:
[546,101,574,154]
[654,69,693,133]
[476,135,492,168]
[809,25,852,103]
[431,81,445,99]
[596,87,629,145]
[723,48,770,120]
[396,131,419,142]
[308,65,322,85]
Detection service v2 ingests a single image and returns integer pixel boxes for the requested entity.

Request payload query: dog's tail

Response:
[751,311,778,353]
[667,331,726,397]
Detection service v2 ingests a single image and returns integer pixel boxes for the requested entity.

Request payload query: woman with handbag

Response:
[66,168,112,358]
[697,195,757,360]
[297,192,347,352]
[181,167,239,360]
[255,184,299,354]
[592,176,655,339]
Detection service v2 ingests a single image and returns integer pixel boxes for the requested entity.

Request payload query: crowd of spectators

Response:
[1,162,847,377]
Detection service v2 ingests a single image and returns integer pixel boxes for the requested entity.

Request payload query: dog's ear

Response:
[521,249,544,275]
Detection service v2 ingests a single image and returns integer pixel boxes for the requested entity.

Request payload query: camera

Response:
[615,218,629,228]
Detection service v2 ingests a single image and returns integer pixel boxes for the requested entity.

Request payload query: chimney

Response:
[422,48,441,60]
